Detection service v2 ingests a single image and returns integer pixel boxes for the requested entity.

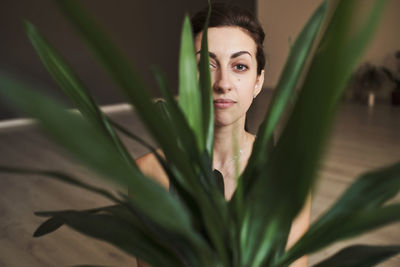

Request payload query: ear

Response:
[254,69,265,97]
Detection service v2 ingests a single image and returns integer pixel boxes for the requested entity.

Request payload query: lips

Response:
[213,98,236,108]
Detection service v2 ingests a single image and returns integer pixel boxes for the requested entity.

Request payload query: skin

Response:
[136,26,310,267]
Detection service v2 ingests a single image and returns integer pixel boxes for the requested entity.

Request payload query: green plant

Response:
[382,51,400,91]
[383,69,400,91]
[381,51,400,105]
[354,63,384,92]
[0,0,399,266]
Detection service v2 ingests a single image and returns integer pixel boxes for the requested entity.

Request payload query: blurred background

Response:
[1,0,400,120]
[0,0,399,266]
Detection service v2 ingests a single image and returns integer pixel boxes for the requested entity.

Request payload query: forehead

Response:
[194,26,256,57]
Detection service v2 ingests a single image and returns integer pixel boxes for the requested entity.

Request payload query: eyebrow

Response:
[195,51,252,59]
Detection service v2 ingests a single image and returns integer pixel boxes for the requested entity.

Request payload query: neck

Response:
[213,120,248,169]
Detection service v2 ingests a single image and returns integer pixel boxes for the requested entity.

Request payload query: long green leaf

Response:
[49,211,185,266]
[178,15,203,151]
[312,244,400,267]
[0,75,194,237]
[313,162,400,229]
[0,74,218,266]
[279,204,400,266]
[50,0,204,199]
[49,0,216,208]
[153,68,204,188]
[238,0,328,196]
[107,118,158,152]
[0,165,191,254]
[153,67,226,201]
[23,21,96,120]
[47,2,232,261]
[241,1,387,266]
[234,1,328,265]
[266,0,386,223]
[33,217,64,237]
[276,161,400,265]
[33,204,128,237]
[153,67,221,195]
[45,202,213,266]
[154,19,220,234]
[153,68,230,266]
[153,99,196,191]
[233,2,328,261]
[194,10,231,255]
[34,204,123,237]
[155,40,227,252]
[198,2,214,157]
[23,20,135,169]
[0,166,121,203]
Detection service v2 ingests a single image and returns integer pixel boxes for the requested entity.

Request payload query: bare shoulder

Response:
[135,150,169,188]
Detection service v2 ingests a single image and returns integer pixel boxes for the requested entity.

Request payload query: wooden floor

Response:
[0,92,399,266]
[308,103,400,266]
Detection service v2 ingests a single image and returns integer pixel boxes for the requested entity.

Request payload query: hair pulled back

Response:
[191,3,266,75]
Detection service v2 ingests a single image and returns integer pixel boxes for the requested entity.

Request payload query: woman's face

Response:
[194,26,264,128]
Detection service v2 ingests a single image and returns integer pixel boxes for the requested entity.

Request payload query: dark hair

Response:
[191,3,266,75]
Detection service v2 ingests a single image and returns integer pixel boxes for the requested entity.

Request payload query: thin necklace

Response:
[223,133,248,168]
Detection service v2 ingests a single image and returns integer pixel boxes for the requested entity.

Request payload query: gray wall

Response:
[0,0,255,120]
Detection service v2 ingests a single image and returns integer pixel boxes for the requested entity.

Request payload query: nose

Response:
[213,68,232,94]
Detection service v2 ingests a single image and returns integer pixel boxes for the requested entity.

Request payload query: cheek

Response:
[240,93,254,110]
[237,78,257,106]
[237,77,257,96]
[237,88,254,109]
[210,71,216,83]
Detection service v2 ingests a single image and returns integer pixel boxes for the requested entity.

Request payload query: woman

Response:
[137,3,310,267]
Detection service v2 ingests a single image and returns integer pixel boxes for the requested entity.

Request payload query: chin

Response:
[214,115,243,128]
[214,118,232,128]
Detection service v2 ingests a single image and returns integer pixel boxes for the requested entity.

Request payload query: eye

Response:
[234,64,249,72]
[208,62,217,71]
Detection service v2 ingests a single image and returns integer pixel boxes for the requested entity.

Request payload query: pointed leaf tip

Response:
[33,217,64,237]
